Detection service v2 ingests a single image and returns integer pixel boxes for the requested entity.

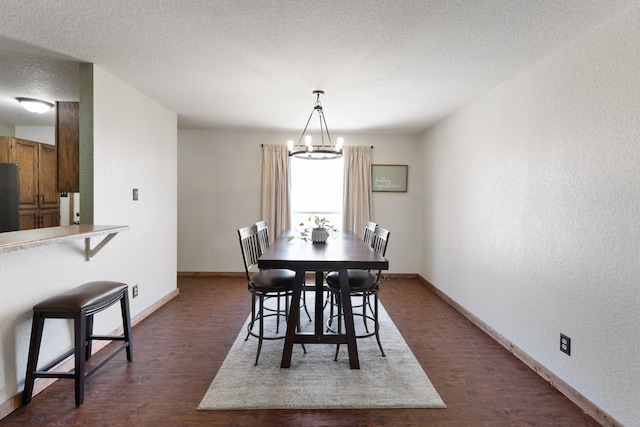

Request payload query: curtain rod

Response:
[261,144,373,148]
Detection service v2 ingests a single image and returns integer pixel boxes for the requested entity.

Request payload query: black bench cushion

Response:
[33,281,128,313]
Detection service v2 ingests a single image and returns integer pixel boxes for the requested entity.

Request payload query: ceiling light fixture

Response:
[287,90,343,160]
[15,97,55,114]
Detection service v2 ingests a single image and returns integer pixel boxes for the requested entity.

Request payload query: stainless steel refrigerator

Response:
[0,162,20,232]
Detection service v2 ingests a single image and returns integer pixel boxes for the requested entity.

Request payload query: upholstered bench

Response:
[22,281,133,407]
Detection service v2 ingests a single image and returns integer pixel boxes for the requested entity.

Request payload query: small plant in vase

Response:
[287,215,338,243]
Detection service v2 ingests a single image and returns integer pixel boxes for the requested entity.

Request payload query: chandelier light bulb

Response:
[336,137,344,150]
[305,135,312,146]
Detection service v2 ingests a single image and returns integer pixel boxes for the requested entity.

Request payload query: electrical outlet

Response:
[560,334,571,356]
[132,284,139,298]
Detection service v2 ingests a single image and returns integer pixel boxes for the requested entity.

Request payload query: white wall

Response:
[14,126,54,145]
[0,65,177,405]
[91,64,177,313]
[419,5,640,426]
[0,124,14,136]
[177,130,421,274]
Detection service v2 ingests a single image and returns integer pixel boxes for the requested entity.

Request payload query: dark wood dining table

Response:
[257,230,389,369]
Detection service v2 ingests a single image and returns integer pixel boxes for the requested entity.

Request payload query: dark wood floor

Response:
[2,276,598,427]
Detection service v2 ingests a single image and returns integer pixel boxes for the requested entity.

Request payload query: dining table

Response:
[257,230,389,369]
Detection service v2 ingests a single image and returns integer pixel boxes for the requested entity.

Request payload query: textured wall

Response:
[177,131,421,274]
[420,5,640,425]
[0,66,177,405]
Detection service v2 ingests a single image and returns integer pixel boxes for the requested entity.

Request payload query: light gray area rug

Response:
[198,293,445,410]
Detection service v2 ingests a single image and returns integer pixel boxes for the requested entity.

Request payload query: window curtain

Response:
[261,144,291,238]
[342,145,372,237]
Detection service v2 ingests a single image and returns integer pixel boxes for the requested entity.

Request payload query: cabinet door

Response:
[15,139,39,210]
[40,209,61,228]
[19,210,38,230]
[1,138,60,230]
[39,143,59,210]
[0,136,14,161]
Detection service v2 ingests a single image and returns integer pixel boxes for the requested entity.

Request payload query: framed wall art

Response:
[371,164,408,192]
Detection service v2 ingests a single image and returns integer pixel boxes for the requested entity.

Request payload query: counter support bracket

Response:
[0,225,129,259]
[85,232,119,261]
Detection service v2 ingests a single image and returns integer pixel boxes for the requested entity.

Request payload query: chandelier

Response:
[287,90,343,159]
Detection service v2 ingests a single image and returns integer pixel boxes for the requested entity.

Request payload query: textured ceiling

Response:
[0,0,637,132]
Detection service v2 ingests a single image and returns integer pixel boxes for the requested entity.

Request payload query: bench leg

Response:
[120,291,133,360]
[74,312,87,407]
[85,314,94,360]
[22,312,45,405]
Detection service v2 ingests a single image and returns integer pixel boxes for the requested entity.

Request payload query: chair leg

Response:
[297,291,307,354]
[301,286,311,321]
[326,292,335,331]
[22,312,45,405]
[362,294,370,333]
[245,294,256,341]
[334,291,343,361]
[373,295,385,357]
[247,290,306,363]
[275,292,282,334]
[286,293,291,328]
[323,290,331,311]
[254,296,264,366]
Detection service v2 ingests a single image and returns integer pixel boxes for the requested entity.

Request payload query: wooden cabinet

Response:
[56,101,80,193]
[0,136,60,230]
[5,138,38,210]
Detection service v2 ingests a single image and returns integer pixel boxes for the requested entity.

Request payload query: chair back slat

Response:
[363,221,377,246]
[371,226,390,257]
[371,226,390,280]
[255,220,270,256]
[238,225,261,281]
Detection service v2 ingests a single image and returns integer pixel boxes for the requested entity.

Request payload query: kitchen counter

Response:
[0,225,129,260]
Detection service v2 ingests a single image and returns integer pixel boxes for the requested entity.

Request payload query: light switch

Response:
[133,188,139,201]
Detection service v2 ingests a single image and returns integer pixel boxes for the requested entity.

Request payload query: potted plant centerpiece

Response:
[309,215,338,243]
[287,215,338,243]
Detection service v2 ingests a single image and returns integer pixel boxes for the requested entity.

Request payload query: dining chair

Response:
[238,224,305,365]
[325,221,378,328]
[255,219,311,322]
[326,226,390,360]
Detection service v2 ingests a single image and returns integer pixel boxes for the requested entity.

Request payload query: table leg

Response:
[281,269,305,368]
[314,271,324,335]
[339,269,360,369]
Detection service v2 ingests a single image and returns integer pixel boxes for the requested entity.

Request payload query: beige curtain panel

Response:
[261,144,291,238]
[342,145,372,236]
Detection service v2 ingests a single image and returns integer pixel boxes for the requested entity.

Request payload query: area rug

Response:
[198,293,446,410]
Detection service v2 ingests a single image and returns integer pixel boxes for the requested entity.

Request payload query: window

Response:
[290,156,344,230]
